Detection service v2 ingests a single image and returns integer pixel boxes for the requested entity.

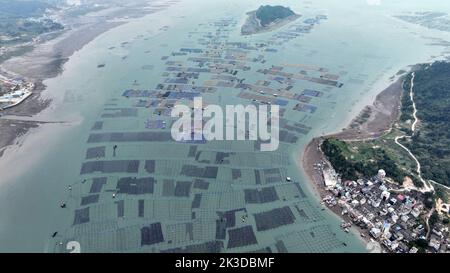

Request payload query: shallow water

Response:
[1,0,450,252]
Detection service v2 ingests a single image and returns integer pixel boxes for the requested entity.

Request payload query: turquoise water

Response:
[1,0,450,252]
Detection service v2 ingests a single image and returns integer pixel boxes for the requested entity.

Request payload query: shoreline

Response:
[0,21,124,157]
[299,72,407,248]
[1,21,127,81]
[0,2,181,158]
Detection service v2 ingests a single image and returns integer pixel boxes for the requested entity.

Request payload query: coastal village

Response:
[306,63,450,253]
[313,145,450,253]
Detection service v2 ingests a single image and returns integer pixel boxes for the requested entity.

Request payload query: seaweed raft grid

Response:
[51,12,359,253]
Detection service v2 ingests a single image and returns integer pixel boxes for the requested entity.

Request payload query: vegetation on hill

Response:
[401,62,450,186]
[321,138,406,183]
[255,5,296,27]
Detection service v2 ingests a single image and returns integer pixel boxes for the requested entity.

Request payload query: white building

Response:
[377,169,386,181]
[381,190,390,201]
[370,227,382,238]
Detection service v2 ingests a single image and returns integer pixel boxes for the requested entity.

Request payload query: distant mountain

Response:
[0,0,54,19]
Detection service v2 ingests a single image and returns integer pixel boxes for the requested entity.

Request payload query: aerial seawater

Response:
[1,0,450,252]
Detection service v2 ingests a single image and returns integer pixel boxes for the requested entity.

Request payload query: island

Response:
[241,5,300,35]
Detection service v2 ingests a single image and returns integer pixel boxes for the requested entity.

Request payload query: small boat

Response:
[52,232,58,238]
[60,202,66,208]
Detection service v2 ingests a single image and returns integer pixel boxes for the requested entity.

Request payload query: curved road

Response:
[393,72,437,238]
[394,72,433,193]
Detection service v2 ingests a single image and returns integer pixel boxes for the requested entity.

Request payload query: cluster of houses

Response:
[317,162,450,253]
